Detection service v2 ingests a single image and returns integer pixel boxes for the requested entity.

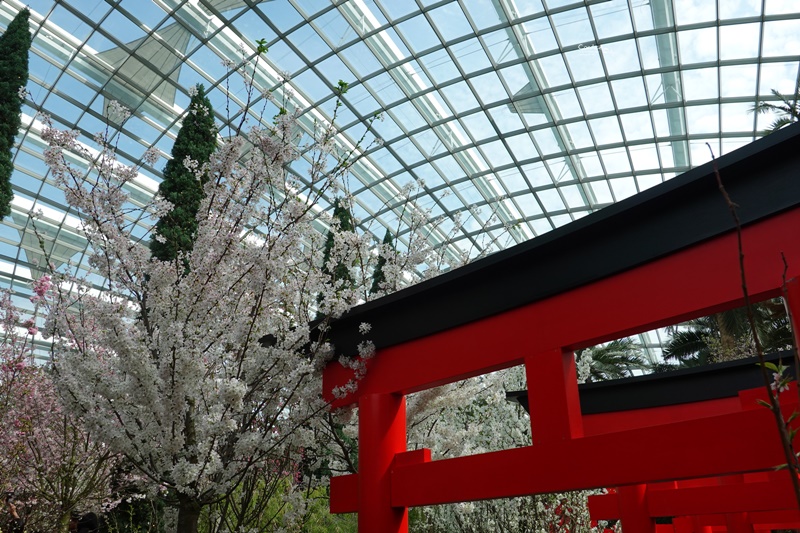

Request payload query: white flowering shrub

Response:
[32,56,448,531]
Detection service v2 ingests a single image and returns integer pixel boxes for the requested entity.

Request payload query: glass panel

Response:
[678,27,718,65]
[720,65,758,97]
[578,151,604,177]
[470,71,511,106]
[481,139,514,167]
[451,39,493,75]
[397,14,440,53]
[589,116,624,145]
[461,111,496,141]
[552,88,582,119]
[538,54,571,87]
[462,0,504,30]
[685,104,720,135]
[551,8,594,48]
[440,81,481,115]
[498,64,533,94]
[510,2,545,19]
[765,0,800,15]
[600,148,631,174]
[762,20,800,57]
[609,176,637,199]
[674,0,717,25]
[558,185,584,208]
[504,133,539,162]
[637,36,662,70]
[537,189,565,211]
[484,29,516,64]
[364,72,406,106]
[721,102,755,132]
[565,47,604,82]
[565,121,593,149]
[375,0,418,19]
[682,67,719,100]
[579,83,615,115]
[488,105,525,134]
[340,37,382,76]
[637,173,663,191]
[521,17,559,53]
[420,48,461,84]
[758,62,799,96]
[720,23,761,60]
[629,144,660,171]
[611,77,648,109]
[619,111,655,140]
[601,39,641,76]
[286,24,329,62]
[532,127,562,155]
[720,0,762,18]
[591,0,634,39]
[429,3,474,41]
[589,179,613,204]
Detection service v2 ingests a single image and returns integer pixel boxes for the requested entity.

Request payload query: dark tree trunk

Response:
[176,494,201,533]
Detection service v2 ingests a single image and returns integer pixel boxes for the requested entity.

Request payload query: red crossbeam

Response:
[589,475,798,519]
[330,394,797,512]
[324,209,800,406]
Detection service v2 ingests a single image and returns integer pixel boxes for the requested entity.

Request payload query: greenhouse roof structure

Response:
[1,0,799,361]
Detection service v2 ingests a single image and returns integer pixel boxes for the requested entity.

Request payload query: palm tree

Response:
[753,89,800,135]
[576,338,649,382]
[663,300,791,366]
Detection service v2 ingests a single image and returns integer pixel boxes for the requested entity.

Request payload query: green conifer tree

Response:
[370,229,394,297]
[317,199,355,318]
[150,84,217,262]
[0,9,31,219]
[320,198,355,288]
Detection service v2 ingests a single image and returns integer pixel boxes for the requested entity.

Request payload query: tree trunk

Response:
[176,494,201,533]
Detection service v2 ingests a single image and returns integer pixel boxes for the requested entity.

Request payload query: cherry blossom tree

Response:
[0,279,116,533]
[34,60,438,530]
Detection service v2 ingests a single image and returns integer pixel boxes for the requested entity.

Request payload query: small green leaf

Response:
[760,361,780,372]
[256,38,268,55]
[757,399,772,408]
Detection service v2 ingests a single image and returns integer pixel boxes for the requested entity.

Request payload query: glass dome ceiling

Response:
[1,0,799,361]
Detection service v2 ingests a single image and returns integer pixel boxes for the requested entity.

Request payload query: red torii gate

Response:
[322,124,800,532]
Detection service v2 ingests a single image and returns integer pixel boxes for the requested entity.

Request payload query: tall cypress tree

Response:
[320,198,355,287]
[370,229,394,297]
[0,9,31,219]
[150,84,217,262]
[317,199,355,318]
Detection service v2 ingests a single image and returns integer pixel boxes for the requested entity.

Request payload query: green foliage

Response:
[255,38,268,55]
[753,89,800,135]
[663,300,792,366]
[197,475,357,533]
[150,84,217,262]
[370,229,394,297]
[0,8,31,219]
[576,338,648,382]
[102,498,166,533]
[319,199,355,292]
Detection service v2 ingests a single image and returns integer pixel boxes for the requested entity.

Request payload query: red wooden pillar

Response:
[358,392,408,532]
[691,517,713,533]
[525,348,583,444]
[721,475,754,533]
[618,484,656,533]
